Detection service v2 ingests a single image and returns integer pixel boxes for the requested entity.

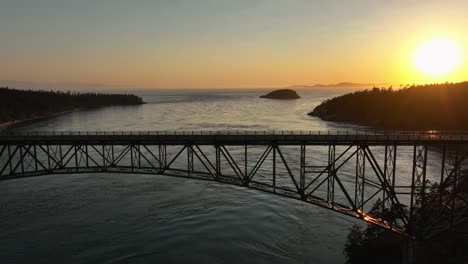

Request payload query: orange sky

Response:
[1,1,468,89]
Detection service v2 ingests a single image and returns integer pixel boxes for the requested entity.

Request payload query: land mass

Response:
[260,89,301,99]
[309,82,468,130]
[290,82,384,89]
[0,87,144,127]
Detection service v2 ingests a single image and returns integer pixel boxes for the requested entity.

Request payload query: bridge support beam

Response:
[355,146,366,212]
[383,145,397,212]
[327,145,335,206]
[1,132,467,238]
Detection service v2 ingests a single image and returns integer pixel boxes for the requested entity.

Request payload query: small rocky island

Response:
[260,89,301,100]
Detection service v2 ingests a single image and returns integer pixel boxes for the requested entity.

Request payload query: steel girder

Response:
[0,141,467,239]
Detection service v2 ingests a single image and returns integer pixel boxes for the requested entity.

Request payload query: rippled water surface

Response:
[2,88,402,263]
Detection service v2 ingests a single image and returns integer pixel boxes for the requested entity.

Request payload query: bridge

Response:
[1,130,468,239]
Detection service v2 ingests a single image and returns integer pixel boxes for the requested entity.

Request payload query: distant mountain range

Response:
[2,80,386,90]
[289,82,387,89]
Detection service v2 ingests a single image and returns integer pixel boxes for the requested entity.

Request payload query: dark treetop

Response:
[260,89,301,99]
[0,87,144,124]
[309,81,468,130]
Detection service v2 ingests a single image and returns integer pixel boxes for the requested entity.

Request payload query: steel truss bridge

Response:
[1,130,468,239]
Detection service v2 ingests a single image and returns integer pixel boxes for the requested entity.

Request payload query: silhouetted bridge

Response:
[1,130,468,239]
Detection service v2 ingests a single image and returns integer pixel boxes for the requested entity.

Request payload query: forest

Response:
[310,82,468,130]
[0,87,144,124]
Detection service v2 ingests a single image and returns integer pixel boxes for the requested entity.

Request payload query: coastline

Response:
[309,82,468,132]
[309,112,468,131]
[0,87,146,132]
[0,101,148,132]
[0,108,81,132]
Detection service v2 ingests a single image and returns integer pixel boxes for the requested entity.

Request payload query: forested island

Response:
[260,89,301,99]
[0,87,144,126]
[310,82,468,130]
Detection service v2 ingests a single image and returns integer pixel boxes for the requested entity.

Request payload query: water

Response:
[9,88,362,132]
[0,88,438,263]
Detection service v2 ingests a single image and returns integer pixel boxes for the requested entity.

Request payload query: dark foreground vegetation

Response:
[260,89,301,99]
[0,87,144,125]
[310,82,468,130]
[345,170,468,264]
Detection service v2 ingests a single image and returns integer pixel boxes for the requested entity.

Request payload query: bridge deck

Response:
[1,131,468,145]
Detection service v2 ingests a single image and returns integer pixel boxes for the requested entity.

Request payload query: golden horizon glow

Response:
[413,38,463,77]
[2,2,468,89]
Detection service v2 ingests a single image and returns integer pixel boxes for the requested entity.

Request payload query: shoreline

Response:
[0,87,146,131]
[0,108,81,131]
[0,102,147,132]
[309,112,468,132]
[309,82,468,132]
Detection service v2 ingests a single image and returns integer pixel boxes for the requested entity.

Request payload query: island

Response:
[309,81,468,130]
[260,89,301,100]
[0,87,144,127]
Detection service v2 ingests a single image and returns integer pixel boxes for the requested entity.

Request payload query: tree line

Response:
[310,82,468,130]
[0,87,144,124]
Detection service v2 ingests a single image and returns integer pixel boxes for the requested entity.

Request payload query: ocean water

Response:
[8,88,362,132]
[0,88,445,263]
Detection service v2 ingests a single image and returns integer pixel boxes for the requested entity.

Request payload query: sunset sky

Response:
[2,0,468,89]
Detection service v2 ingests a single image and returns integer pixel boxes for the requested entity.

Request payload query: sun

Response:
[413,39,462,76]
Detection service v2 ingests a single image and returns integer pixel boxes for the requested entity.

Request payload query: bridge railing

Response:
[3,130,468,136]
[1,130,468,144]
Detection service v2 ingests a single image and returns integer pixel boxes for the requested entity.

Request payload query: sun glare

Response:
[413,39,462,77]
